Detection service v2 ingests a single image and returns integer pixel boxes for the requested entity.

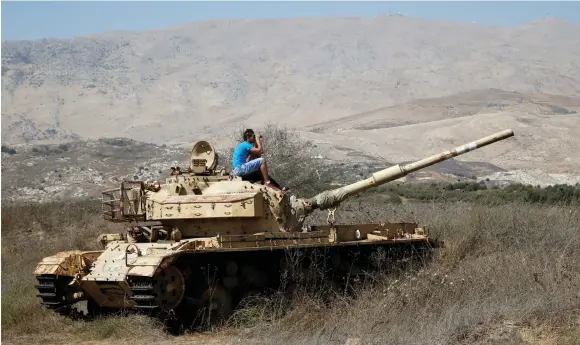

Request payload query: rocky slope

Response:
[2,16,579,145]
[2,16,580,199]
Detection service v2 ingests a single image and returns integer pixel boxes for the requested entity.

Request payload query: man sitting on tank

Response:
[231,129,282,190]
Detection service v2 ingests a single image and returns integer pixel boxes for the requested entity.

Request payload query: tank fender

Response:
[125,238,219,277]
[126,252,181,277]
[33,250,102,276]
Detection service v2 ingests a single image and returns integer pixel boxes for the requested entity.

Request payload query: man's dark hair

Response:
[243,129,255,141]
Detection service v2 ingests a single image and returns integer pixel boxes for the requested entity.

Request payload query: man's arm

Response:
[249,135,263,156]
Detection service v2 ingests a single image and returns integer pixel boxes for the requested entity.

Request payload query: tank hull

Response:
[34,222,438,330]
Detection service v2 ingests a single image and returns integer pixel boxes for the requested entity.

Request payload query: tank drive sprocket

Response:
[128,265,185,311]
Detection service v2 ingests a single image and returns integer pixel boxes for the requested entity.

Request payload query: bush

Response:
[30,144,71,155]
[219,123,328,195]
[1,144,17,154]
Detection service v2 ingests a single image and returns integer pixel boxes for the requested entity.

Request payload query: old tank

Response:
[34,129,514,330]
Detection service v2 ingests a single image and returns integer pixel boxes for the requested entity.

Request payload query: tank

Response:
[33,129,514,330]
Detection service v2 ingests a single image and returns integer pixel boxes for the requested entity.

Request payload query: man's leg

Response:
[233,158,263,179]
[234,158,279,189]
[258,158,270,184]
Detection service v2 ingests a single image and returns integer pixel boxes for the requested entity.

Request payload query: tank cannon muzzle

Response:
[300,129,514,212]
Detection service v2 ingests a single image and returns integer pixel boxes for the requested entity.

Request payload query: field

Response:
[2,189,579,345]
[3,11,580,345]
[3,17,580,188]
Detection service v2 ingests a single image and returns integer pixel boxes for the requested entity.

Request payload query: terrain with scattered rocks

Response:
[2,15,579,198]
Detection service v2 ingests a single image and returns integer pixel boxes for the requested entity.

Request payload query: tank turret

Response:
[101,129,514,236]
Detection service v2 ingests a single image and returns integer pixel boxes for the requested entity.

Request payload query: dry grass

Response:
[224,200,580,345]
[1,200,170,344]
[2,198,580,345]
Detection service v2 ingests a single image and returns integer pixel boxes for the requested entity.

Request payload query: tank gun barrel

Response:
[301,129,514,212]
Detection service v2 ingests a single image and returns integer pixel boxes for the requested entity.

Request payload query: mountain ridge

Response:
[2,15,580,189]
[3,16,580,144]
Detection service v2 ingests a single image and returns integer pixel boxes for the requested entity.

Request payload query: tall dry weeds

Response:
[2,199,579,345]
[226,200,580,345]
[1,200,169,344]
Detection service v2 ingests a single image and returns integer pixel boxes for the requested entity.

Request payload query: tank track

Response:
[127,274,195,334]
[127,275,160,311]
[35,274,88,320]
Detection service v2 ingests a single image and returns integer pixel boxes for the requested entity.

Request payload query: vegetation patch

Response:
[1,144,18,155]
[366,181,580,205]
[2,192,579,344]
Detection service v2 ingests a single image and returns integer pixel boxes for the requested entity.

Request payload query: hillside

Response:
[301,89,580,174]
[0,134,511,203]
[2,16,580,146]
[2,16,580,197]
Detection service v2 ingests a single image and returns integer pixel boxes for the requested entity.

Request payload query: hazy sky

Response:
[2,1,579,41]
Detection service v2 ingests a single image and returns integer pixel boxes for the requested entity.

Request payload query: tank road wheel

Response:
[198,285,233,327]
[201,286,232,323]
[129,265,185,312]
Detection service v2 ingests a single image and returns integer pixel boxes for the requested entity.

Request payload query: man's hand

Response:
[250,133,264,156]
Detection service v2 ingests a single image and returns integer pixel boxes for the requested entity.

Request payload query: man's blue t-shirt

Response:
[232,142,253,169]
